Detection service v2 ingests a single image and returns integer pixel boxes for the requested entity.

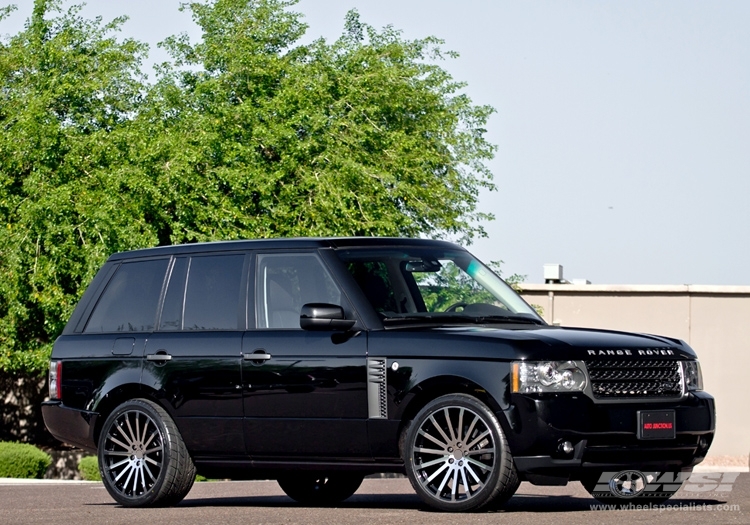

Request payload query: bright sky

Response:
[2,1,749,285]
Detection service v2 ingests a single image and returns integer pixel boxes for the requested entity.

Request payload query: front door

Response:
[242,252,369,458]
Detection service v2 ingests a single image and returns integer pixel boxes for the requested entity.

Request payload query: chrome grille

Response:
[587,360,682,399]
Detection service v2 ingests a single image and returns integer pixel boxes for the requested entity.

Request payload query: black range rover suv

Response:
[42,238,715,511]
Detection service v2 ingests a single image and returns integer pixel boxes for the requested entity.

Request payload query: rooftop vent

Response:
[544,264,564,284]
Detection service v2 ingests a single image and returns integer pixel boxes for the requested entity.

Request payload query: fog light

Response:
[558,440,574,455]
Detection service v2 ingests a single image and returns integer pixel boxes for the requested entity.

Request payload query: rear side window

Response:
[182,254,245,330]
[84,259,169,333]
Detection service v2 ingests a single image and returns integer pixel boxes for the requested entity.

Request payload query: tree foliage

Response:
[0,1,150,373]
[0,0,497,374]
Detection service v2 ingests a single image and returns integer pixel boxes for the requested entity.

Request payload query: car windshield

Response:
[335,247,543,325]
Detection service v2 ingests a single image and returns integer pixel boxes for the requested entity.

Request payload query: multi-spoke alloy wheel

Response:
[98,399,195,507]
[404,394,518,512]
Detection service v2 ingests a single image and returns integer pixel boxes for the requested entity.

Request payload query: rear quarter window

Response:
[84,259,169,333]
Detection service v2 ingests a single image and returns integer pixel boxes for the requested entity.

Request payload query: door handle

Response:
[146,352,172,362]
[243,351,272,362]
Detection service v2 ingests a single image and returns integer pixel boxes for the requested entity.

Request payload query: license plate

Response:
[638,410,676,439]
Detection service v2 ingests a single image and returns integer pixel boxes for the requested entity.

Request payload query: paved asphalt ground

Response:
[1,474,747,525]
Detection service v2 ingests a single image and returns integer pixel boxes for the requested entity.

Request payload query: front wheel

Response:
[404,393,518,512]
[277,473,364,505]
[98,399,196,507]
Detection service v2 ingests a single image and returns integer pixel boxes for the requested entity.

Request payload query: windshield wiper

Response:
[380,313,544,327]
[471,315,544,325]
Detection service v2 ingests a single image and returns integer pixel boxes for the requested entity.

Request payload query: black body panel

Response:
[241,330,369,458]
[141,331,245,455]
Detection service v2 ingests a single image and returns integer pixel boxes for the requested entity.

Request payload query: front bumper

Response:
[504,391,715,485]
[41,401,99,453]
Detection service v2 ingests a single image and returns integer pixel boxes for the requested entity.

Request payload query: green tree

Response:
[0,0,498,375]
[0,1,149,373]
[136,0,496,243]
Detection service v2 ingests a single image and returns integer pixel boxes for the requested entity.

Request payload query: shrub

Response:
[78,456,101,481]
[0,442,51,479]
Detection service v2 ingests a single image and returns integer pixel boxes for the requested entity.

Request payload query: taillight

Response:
[49,361,62,400]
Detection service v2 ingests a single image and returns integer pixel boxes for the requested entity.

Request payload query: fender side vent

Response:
[367,358,388,419]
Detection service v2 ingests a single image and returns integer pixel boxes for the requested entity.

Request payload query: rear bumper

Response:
[505,391,715,485]
[41,401,99,453]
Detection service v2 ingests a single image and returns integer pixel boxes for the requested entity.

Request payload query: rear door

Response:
[141,253,248,456]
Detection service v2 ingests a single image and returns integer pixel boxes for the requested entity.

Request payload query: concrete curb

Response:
[0,478,100,485]
[692,465,749,473]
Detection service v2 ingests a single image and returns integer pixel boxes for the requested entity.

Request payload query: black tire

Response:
[277,473,364,505]
[581,470,687,507]
[403,393,518,512]
[98,399,196,507]
[489,460,521,509]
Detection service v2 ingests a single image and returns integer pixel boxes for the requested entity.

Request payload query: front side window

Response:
[85,259,169,333]
[256,253,344,329]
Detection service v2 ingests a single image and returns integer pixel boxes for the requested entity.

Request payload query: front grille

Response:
[587,360,682,399]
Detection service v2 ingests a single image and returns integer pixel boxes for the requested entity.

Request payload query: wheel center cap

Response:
[449,442,464,460]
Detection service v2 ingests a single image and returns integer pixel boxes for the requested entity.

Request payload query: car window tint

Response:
[84,259,169,333]
[159,257,188,331]
[183,254,244,330]
[257,254,344,329]
[347,261,399,313]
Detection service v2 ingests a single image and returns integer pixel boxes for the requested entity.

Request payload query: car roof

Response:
[107,237,463,261]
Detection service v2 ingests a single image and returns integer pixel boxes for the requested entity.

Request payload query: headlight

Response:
[682,360,703,391]
[511,360,587,393]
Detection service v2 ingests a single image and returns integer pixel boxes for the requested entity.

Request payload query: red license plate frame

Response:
[638,409,676,439]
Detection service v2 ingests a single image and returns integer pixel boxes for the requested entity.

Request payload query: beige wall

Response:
[519,284,750,458]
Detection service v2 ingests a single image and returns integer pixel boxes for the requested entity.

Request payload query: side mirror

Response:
[300,303,356,331]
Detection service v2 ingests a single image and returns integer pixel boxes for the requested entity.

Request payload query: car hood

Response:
[462,325,695,360]
[371,324,696,361]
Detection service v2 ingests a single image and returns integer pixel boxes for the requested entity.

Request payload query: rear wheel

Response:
[98,399,196,507]
[277,473,364,505]
[404,393,518,512]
